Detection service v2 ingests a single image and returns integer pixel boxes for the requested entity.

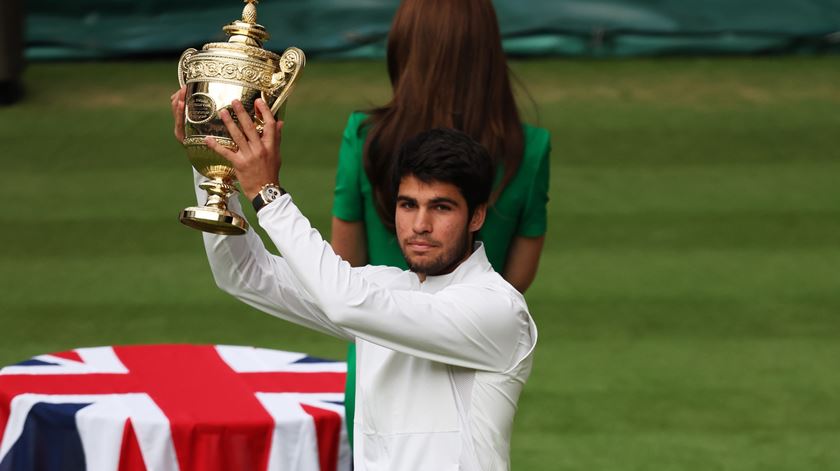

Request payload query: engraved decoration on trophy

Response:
[177,0,305,235]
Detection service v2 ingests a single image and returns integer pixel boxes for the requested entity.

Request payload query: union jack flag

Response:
[0,344,351,471]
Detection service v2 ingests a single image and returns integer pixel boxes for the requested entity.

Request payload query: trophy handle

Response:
[264,47,306,117]
[178,48,198,88]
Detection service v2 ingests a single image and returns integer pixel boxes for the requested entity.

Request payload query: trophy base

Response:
[180,206,248,235]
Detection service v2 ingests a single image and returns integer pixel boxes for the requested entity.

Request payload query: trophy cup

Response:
[177,0,305,235]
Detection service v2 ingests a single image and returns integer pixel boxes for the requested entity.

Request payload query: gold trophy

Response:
[177,0,304,235]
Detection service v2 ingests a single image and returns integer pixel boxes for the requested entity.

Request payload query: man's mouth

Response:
[406,239,439,251]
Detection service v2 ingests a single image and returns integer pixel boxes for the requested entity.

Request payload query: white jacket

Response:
[195,176,537,470]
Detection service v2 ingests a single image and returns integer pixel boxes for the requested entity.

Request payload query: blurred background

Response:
[1,1,840,469]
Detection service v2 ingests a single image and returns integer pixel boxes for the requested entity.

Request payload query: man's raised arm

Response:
[192,170,353,341]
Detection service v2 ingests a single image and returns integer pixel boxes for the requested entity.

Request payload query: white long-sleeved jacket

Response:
[194,174,537,471]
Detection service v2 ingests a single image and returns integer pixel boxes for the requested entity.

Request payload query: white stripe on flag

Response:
[215,345,347,373]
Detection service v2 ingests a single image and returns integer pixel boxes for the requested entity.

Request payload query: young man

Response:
[191,97,537,470]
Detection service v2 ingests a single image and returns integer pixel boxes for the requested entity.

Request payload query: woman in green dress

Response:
[330,0,551,446]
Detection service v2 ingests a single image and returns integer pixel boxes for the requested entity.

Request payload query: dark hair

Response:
[395,128,493,217]
[363,0,523,231]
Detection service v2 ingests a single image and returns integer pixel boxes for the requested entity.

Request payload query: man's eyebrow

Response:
[396,195,417,203]
[429,197,459,206]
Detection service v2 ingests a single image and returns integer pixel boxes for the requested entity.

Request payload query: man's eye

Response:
[435,205,452,211]
[399,202,415,209]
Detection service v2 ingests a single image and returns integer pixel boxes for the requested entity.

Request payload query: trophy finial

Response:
[242,0,259,25]
[223,0,269,46]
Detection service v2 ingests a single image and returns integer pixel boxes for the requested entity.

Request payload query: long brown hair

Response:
[363,0,524,231]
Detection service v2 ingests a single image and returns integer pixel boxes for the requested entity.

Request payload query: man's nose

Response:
[413,208,432,234]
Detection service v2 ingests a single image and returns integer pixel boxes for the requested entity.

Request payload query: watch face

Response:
[263,186,281,202]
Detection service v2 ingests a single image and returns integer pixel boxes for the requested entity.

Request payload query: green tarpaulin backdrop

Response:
[25,0,840,59]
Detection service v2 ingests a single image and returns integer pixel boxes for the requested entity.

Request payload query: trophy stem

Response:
[201,179,236,210]
[180,178,249,235]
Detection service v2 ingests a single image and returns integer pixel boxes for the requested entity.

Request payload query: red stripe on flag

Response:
[50,350,84,363]
[302,404,342,471]
[0,375,137,396]
[118,419,148,471]
[240,372,346,393]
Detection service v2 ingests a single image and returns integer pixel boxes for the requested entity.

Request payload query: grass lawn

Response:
[1,56,839,469]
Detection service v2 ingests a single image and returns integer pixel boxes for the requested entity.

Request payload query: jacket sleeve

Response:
[192,170,354,341]
[257,195,535,373]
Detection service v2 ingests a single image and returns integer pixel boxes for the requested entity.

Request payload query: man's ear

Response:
[469,204,487,233]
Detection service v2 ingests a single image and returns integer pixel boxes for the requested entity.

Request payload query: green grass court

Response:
[1,57,839,469]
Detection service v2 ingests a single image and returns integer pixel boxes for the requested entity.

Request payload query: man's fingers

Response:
[171,87,187,142]
[255,99,275,127]
[219,108,250,154]
[256,99,276,143]
[172,97,186,142]
[204,136,240,164]
[170,86,186,103]
[232,100,262,149]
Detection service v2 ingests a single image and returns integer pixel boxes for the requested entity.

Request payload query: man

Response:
[184,95,537,470]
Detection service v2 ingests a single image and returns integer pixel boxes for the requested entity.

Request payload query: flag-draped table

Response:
[0,344,351,471]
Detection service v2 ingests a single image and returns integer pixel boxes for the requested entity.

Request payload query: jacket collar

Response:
[419,242,492,291]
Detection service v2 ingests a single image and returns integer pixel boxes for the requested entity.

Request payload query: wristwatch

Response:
[252,183,287,213]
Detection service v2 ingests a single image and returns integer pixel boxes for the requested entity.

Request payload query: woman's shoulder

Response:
[345,111,371,131]
[521,123,551,156]
[519,123,551,174]
[340,111,372,151]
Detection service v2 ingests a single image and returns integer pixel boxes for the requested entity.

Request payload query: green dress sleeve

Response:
[332,112,366,222]
[517,128,551,237]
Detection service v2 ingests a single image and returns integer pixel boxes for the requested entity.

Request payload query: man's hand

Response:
[171,86,186,142]
[205,98,284,201]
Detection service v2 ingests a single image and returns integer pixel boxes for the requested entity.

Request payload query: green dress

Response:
[331,111,551,445]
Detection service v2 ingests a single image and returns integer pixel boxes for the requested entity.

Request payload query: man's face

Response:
[396,175,486,278]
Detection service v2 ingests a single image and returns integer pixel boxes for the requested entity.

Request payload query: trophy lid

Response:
[223,0,271,47]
